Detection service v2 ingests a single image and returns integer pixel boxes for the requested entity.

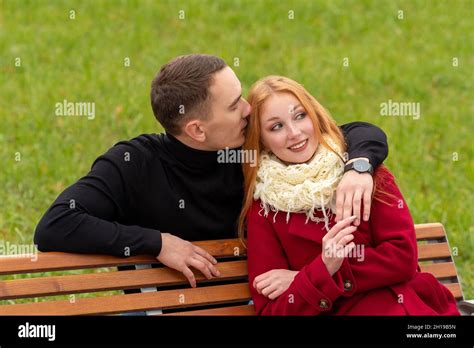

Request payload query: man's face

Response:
[202,67,251,150]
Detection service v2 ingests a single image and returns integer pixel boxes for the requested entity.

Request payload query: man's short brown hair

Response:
[150,54,227,135]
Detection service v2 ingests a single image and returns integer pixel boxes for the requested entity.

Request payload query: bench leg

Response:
[457,300,474,315]
[135,264,163,316]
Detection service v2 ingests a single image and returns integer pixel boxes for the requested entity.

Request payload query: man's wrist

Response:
[345,157,370,165]
[344,158,373,175]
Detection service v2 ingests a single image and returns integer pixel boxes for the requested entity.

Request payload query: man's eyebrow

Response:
[228,94,242,109]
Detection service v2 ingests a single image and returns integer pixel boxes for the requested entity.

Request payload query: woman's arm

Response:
[247,202,353,315]
[337,166,419,294]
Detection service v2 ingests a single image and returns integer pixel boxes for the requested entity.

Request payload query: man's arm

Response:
[337,121,389,225]
[340,121,388,169]
[34,144,162,257]
[34,141,219,287]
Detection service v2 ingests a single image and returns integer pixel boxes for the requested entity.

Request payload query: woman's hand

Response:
[322,215,357,276]
[253,269,299,300]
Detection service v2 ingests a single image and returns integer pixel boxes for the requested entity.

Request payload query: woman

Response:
[239,75,460,315]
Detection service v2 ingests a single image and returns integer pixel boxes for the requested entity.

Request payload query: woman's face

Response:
[259,92,318,164]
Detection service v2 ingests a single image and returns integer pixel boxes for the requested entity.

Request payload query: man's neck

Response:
[173,133,214,152]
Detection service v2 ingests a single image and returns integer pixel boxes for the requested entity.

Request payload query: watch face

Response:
[354,160,370,172]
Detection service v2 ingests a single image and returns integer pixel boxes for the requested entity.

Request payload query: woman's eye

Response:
[271,123,282,131]
[295,112,306,119]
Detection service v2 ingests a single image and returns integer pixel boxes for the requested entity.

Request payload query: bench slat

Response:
[0,224,451,275]
[419,262,458,279]
[0,223,444,275]
[0,260,248,300]
[414,223,446,240]
[0,283,252,316]
[1,259,460,301]
[0,239,246,275]
[417,243,452,261]
[445,283,463,300]
[164,304,256,316]
[0,253,154,275]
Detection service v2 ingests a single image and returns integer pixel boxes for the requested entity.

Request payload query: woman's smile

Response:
[288,139,308,152]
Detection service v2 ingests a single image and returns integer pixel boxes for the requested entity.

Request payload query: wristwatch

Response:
[344,159,373,175]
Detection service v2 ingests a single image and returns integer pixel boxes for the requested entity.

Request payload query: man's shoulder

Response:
[113,133,162,154]
[92,133,165,169]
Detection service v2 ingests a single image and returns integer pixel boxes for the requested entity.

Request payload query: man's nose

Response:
[242,99,251,118]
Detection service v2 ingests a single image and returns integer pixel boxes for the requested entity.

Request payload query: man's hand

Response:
[335,158,374,225]
[253,269,298,300]
[156,233,221,288]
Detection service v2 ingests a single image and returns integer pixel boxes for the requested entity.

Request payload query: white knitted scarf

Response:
[253,135,345,230]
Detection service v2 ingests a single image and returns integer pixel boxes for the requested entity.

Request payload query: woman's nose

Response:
[287,123,301,139]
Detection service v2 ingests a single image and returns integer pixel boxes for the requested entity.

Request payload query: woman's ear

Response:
[183,119,206,143]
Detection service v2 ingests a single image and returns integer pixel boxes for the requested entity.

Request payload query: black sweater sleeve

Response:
[340,121,388,168]
[33,143,162,257]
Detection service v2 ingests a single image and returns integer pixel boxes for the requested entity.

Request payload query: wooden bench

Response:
[0,223,471,315]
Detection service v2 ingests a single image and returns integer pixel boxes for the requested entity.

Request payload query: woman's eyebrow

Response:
[266,116,280,123]
[290,104,303,112]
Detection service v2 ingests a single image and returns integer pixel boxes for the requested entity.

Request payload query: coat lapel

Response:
[287,212,328,244]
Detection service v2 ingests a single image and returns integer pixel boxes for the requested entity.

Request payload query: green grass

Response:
[1,0,473,303]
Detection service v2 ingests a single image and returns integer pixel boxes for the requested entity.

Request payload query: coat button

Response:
[319,299,329,310]
[344,280,353,291]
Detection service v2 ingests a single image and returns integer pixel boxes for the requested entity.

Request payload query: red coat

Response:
[246,167,460,315]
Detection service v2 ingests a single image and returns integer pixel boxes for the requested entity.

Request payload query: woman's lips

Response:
[288,139,308,152]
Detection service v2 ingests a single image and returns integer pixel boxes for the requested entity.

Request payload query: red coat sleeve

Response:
[247,201,350,315]
[339,166,418,293]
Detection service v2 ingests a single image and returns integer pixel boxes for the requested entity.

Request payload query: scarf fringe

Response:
[258,190,336,231]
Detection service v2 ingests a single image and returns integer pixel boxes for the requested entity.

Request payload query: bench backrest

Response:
[0,223,463,315]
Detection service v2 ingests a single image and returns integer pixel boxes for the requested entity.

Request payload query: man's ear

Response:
[183,119,207,143]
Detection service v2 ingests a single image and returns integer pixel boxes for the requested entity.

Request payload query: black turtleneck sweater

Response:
[34,122,388,258]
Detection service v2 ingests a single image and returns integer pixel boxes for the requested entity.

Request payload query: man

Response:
[34,54,388,288]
